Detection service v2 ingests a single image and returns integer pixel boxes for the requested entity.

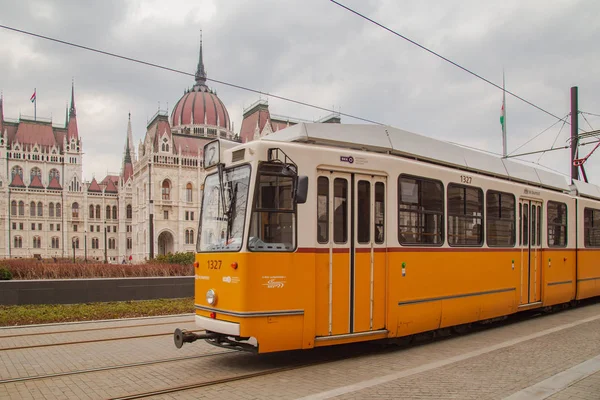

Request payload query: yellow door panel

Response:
[353,250,371,332]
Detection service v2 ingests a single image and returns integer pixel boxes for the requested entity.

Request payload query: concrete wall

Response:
[0,276,193,305]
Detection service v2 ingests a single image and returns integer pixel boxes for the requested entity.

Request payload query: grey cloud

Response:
[1,0,599,181]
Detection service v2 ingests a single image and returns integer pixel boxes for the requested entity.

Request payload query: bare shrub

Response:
[1,259,193,280]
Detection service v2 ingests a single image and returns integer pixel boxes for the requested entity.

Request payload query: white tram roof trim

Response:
[572,179,600,200]
[262,123,571,192]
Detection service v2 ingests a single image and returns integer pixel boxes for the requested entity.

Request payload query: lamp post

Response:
[72,238,75,263]
[104,222,108,264]
[84,230,87,263]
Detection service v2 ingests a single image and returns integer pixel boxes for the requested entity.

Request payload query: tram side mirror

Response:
[296,176,308,204]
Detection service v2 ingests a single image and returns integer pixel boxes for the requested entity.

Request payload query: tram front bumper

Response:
[195,315,240,336]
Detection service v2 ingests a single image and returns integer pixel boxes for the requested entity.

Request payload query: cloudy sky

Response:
[1,0,600,184]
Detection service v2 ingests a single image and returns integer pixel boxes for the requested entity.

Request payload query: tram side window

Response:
[248,167,296,252]
[317,177,329,244]
[486,190,515,247]
[357,181,371,244]
[447,184,483,246]
[398,175,444,245]
[375,182,385,244]
[547,201,567,247]
[334,178,348,243]
[584,208,600,247]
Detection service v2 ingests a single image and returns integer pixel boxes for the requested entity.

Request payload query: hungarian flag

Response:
[30,90,36,103]
[500,101,505,131]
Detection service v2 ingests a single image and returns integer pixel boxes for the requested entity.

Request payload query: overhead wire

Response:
[507,115,569,156]
[0,23,384,126]
[537,117,568,163]
[329,0,574,126]
[581,111,600,118]
[581,112,595,131]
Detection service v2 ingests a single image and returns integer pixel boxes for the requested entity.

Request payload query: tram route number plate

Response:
[207,260,222,269]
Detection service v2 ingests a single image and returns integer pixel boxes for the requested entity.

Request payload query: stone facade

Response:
[0,35,340,263]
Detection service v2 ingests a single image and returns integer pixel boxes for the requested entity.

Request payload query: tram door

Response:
[315,171,387,337]
[519,199,543,305]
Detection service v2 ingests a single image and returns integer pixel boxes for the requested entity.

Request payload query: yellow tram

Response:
[174,123,600,354]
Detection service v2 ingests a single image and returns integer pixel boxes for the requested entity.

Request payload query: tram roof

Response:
[262,122,576,192]
[572,179,600,201]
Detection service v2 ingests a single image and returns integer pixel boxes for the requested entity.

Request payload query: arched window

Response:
[30,201,36,217]
[106,205,111,219]
[49,202,55,217]
[14,236,22,248]
[70,176,80,192]
[56,203,62,217]
[108,238,116,249]
[51,237,60,249]
[33,236,41,249]
[72,237,80,249]
[37,202,43,217]
[11,166,23,180]
[185,229,195,244]
[49,168,60,183]
[11,201,17,216]
[30,167,41,182]
[112,205,117,219]
[161,138,170,153]
[162,179,171,200]
[92,238,99,249]
[72,202,79,218]
[96,205,101,219]
[18,201,24,216]
[89,205,95,219]
[126,204,132,219]
[186,183,193,202]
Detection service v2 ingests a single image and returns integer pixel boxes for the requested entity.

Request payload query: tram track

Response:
[0,350,232,384]
[0,329,205,351]
[106,300,600,399]
[0,320,194,339]
[108,355,347,400]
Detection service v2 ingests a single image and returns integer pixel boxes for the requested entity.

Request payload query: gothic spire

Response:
[0,92,4,134]
[69,79,76,117]
[194,30,207,86]
[124,112,133,164]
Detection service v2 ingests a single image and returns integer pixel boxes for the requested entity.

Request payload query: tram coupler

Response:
[173,328,217,349]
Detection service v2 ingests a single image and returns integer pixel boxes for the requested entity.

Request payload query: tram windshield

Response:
[197,165,251,252]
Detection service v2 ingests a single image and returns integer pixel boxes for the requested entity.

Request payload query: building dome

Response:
[170,33,232,136]
[171,85,230,130]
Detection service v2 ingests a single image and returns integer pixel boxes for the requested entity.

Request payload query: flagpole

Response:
[34,88,36,121]
[502,71,507,157]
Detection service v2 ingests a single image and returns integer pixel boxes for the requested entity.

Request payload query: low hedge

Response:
[0,259,193,280]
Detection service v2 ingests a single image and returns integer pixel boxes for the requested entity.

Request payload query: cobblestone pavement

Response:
[2,304,600,400]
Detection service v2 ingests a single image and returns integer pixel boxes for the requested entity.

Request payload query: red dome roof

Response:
[171,84,230,130]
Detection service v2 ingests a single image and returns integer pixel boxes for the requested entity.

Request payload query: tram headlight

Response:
[206,289,217,306]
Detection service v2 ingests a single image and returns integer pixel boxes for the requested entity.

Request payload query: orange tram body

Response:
[174,123,600,354]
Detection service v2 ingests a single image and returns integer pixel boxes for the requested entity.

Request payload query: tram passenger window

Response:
[357,181,371,244]
[248,167,296,251]
[375,182,385,244]
[333,178,348,243]
[522,206,529,246]
[447,184,483,246]
[486,191,515,247]
[547,201,567,247]
[584,208,600,247]
[398,175,443,245]
[317,177,329,244]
